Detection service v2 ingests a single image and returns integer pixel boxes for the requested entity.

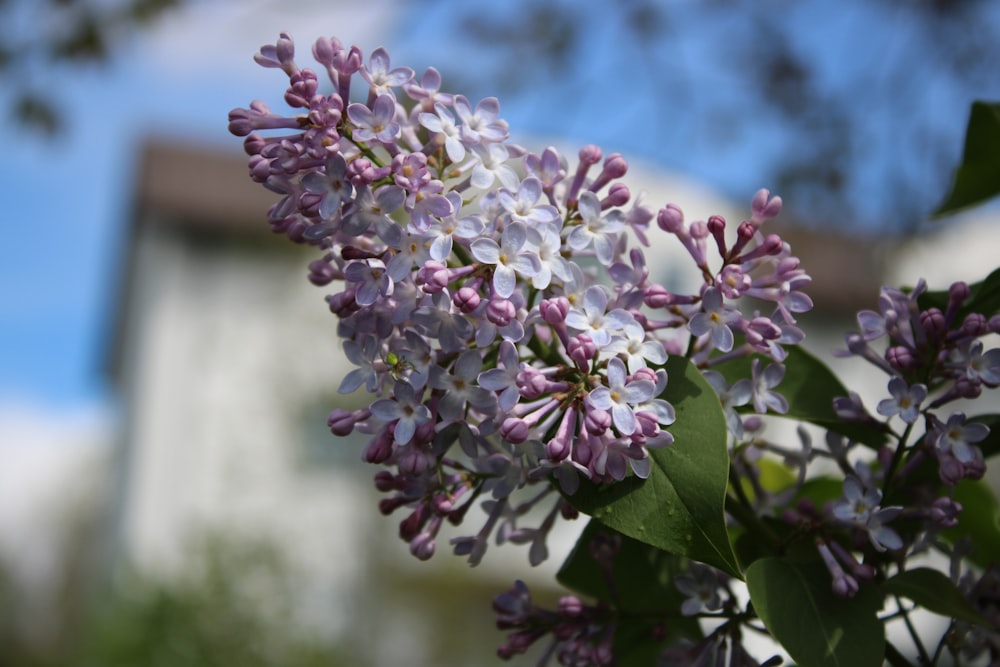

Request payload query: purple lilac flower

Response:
[831,475,902,552]
[369,381,432,445]
[750,359,788,414]
[876,376,927,424]
[930,412,990,464]
[469,221,541,298]
[588,358,656,435]
[230,34,814,569]
[689,287,740,353]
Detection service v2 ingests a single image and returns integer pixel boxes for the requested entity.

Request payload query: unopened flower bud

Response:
[959,312,987,337]
[751,188,782,223]
[657,204,685,234]
[558,596,584,617]
[578,144,603,165]
[568,335,597,368]
[500,417,530,444]
[540,297,570,324]
[920,307,947,341]
[885,345,916,371]
[373,470,396,492]
[643,284,674,308]
[584,408,611,435]
[487,297,516,326]
[363,431,394,464]
[308,258,337,286]
[601,182,630,208]
[410,532,436,560]
[516,368,548,399]
[453,286,481,313]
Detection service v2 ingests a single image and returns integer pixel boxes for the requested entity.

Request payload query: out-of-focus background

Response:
[1,1,999,665]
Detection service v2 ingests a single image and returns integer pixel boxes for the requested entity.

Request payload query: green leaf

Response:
[557,521,701,665]
[567,355,741,578]
[746,557,885,667]
[933,101,1000,218]
[943,479,1000,570]
[884,568,989,627]
[717,347,890,449]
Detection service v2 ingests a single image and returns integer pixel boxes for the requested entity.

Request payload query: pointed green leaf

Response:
[566,355,741,578]
[884,568,989,626]
[746,557,884,667]
[943,479,1000,570]
[933,101,1000,218]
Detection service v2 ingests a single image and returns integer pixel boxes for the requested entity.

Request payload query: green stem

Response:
[895,595,933,666]
[882,421,914,496]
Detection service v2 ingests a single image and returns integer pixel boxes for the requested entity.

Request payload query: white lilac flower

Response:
[632,369,676,440]
[688,287,740,353]
[347,94,401,143]
[360,47,414,98]
[453,95,508,144]
[876,376,927,424]
[425,192,484,261]
[498,177,560,226]
[469,143,519,190]
[470,221,541,298]
[525,222,572,290]
[564,286,635,348]
[404,67,454,111]
[478,340,523,411]
[419,103,465,162]
[588,358,655,435]
[567,191,624,266]
[604,321,667,374]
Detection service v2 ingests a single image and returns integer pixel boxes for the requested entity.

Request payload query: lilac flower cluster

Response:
[835,280,999,483]
[493,580,614,666]
[229,33,813,566]
[775,280,1000,597]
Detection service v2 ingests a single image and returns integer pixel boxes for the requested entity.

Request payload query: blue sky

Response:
[1,0,998,420]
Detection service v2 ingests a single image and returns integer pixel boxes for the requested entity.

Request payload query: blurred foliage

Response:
[404,0,1000,231]
[1,0,183,135]
[0,536,348,667]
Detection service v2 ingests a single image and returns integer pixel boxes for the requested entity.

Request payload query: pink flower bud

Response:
[578,144,603,165]
[453,286,481,313]
[487,297,516,326]
[500,417,530,444]
[540,297,570,324]
[657,204,684,234]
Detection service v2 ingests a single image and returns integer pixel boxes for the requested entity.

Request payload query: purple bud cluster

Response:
[229,34,813,566]
[493,580,614,665]
[834,280,998,486]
